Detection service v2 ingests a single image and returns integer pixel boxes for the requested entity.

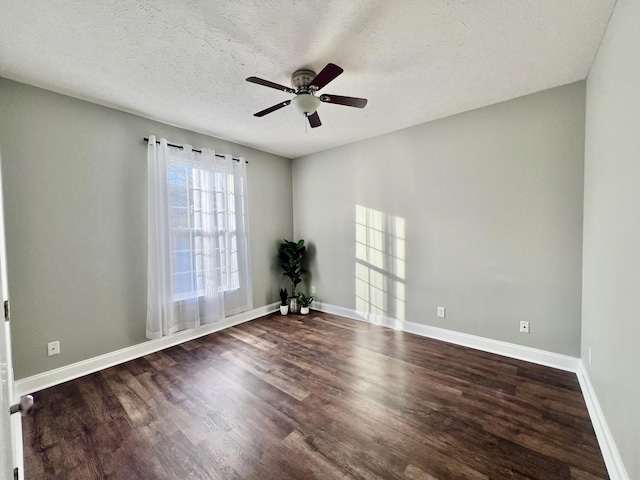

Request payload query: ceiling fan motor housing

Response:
[291,69,317,92]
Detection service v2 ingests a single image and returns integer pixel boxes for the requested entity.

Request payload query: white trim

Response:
[314,302,579,372]
[577,361,630,480]
[15,302,278,398]
[11,415,23,480]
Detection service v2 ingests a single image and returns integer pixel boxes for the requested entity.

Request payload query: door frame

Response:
[0,148,24,479]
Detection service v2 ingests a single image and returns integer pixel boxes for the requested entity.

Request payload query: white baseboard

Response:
[577,361,629,480]
[14,302,279,398]
[315,302,580,372]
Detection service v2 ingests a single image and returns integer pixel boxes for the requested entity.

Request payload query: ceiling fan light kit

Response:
[246,63,368,128]
[291,94,320,115]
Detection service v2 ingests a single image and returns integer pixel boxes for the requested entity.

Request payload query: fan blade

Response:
[309,63,343,90]
[246,77,295,94]
[320,94,368,108]
[254,100,291,117]
[307,111,321,128]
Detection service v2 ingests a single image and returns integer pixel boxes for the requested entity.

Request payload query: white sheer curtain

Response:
[146,135,252,339]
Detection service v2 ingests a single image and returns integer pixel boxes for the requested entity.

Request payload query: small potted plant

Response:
[297,292,314,315]
[279,288,289,315]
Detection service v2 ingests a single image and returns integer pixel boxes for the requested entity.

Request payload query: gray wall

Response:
[0,78,293,379]
[293,82,585,356]
[583,0,640,476]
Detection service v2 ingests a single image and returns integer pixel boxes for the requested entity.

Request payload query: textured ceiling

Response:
[0,0,616,159]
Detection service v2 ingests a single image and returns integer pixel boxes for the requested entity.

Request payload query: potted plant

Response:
[279,288,289,315]
[297,292,314,315]
[278,239,306,314]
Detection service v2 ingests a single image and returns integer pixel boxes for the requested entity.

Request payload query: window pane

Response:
[168,166,188,186]
[216,172,226,190]
[218,249,227,269]
[218,233,227,250]
[172,231,191,251]
[174,273,193,296]
[170,207,189,228]
[217,212,226,228]
[169,185,188,207]
[173,251,193,274]
[194,249,203,273]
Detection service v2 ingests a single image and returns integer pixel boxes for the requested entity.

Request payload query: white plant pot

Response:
[280,305,289,315]
[300,306,310,315]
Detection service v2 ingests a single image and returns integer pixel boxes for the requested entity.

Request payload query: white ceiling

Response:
[0,1,616,159]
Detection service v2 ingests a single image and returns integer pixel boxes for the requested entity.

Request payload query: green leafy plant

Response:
[278,239,306,297]
[279,288,288,306]
[297,292,314,308]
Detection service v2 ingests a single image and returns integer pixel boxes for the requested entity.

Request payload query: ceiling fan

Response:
[246,63,368,128]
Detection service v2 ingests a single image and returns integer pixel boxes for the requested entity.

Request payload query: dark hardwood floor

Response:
[23,312,608,479]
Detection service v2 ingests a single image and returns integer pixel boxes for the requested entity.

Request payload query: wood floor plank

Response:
[220,349,311,401]
[23,312,609,479]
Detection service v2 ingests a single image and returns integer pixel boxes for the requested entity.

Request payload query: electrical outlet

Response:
[519,321,530,333]
[311,286,316,294]
[47,341,60,356]
[437,306,446,318]
[588,346,592,365]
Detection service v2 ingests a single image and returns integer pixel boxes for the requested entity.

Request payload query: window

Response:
[146,136,252,340]
[167,161,241,301]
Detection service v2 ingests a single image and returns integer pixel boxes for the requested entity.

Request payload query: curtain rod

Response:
[143,138,247,163]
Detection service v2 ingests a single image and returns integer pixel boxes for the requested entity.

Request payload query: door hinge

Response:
[4,300,8,321]
[13,467,18,480]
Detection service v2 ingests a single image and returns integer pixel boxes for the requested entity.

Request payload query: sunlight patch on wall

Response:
[355,205,406,321]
